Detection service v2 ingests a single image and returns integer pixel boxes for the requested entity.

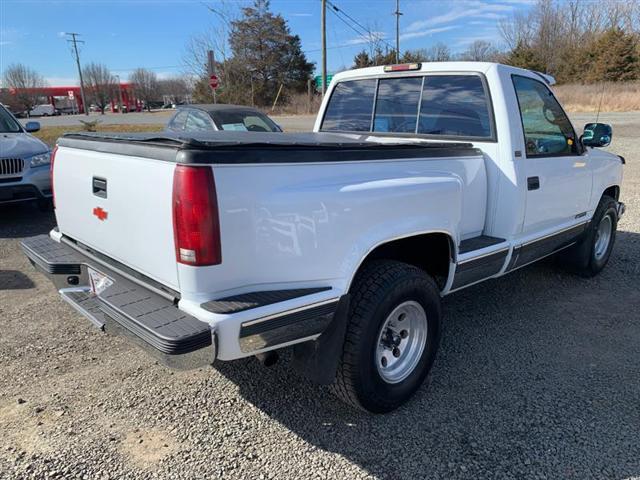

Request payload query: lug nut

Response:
[381,357,388,367]
[393,347,401,358]
[400,330,408,339]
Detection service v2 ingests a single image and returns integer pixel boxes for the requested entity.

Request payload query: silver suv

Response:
[0,104,52,209]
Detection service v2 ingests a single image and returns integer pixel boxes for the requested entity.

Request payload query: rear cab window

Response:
[321,73,494,141]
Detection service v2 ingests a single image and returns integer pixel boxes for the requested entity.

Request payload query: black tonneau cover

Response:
[57,131,481,164]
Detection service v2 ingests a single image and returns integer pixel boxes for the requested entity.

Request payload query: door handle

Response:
[92,177,107,198]
[527,176,540,191]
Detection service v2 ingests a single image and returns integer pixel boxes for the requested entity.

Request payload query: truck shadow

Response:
[0,203,56,239]
[215,230,640,479]
[0,270,36,290]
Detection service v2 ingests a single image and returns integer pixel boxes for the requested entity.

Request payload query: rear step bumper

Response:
[21,234,216,369]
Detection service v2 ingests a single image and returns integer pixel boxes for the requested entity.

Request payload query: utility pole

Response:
[321,0,327,96]
[66,32,89,116]
[207,49,217,104]
[394,0,402,63]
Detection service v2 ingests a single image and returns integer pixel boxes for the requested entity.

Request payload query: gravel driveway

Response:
[1,112,639,480]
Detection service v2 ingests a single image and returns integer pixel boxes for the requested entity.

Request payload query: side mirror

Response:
[24,121,41,133]
[582,122,612,148]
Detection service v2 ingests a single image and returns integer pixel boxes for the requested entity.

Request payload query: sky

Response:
[0,0,534,86]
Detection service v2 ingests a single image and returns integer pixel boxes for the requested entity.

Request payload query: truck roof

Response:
[332,61,556,86]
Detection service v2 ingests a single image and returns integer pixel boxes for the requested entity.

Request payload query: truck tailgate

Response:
[53,146,179,290]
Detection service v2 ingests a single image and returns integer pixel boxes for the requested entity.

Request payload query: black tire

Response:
[331,260,442,413]
[560,195,618,277]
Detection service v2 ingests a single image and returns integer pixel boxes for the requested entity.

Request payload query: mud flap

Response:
[292,294,350,385]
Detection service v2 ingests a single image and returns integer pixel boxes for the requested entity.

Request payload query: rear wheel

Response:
[560,195,618,277]
[331,260,442,413]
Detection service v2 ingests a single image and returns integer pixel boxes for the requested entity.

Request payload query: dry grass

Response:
[33,124,163,148]
[554,81,640,112]
[269,92,322,116]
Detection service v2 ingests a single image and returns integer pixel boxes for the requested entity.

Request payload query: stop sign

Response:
[209,74,219,90]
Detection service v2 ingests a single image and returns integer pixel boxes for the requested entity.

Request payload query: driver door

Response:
[512,75,591,235]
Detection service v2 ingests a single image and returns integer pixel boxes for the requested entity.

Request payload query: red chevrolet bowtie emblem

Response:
[93,207,108,221]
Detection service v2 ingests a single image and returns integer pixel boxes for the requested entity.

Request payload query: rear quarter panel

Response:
[178,155,487,303]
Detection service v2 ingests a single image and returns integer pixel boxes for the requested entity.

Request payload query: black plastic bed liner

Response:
[57,131,481,164]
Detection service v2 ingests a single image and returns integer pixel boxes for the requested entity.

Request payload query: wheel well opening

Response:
[603,185,620,201]
[358,233,453,289]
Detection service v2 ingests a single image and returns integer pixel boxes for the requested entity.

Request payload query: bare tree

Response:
[425,43,451,62]
[130,68,160,111]
[159,76,192,105]
[82,63,116,114]
[2,63,47,116]
[499,11,535,50]
[183,1,237,79]
[460,41,499,61]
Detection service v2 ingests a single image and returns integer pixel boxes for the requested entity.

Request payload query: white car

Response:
[29,104,57,117]
[22,62,624,412]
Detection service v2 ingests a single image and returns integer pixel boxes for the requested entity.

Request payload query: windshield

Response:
[0,105,22,133]
[209,110,281,132]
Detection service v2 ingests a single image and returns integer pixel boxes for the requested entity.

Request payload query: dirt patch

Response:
[120,429,179,470]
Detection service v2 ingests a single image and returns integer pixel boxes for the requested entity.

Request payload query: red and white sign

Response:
[68,90,75,100]
[209,74,219,90]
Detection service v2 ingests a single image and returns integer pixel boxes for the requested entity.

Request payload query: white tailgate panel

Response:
[54,146,179,289]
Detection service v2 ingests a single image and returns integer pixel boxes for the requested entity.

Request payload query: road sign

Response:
[209,75,219,90]
[314,74,334,89]
[68,90,75,100]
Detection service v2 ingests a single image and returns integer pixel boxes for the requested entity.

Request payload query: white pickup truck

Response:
[22,62,625,413]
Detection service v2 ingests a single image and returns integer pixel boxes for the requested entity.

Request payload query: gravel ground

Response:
[1,112,639,480]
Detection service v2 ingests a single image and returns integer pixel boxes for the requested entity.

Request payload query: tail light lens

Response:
[50,145,58,208]
[172,165,221,266]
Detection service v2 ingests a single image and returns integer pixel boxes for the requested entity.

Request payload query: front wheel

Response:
[331,260,442,413]
[560,195,618,277]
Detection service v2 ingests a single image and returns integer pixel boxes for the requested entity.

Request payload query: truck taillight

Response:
[172,165,221,266]
[50,145,58,208]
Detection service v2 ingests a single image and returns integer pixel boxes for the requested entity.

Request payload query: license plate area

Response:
[88,267,114,296]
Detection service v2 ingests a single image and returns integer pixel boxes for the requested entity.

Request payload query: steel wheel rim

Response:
[375,300,428,384]
[594,214,613,260]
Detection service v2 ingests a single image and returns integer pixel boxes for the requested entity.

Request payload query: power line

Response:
[326,0,396,52]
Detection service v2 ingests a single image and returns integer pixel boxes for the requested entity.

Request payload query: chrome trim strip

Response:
[457,247,509,265]
[521,221,587,247]
[242,297,340,327]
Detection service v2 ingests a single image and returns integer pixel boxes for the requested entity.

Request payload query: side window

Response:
[373,77,422,133]
[418,75,492,138]
[169,110,188,131]
[185,110,214,131]
[243,115,273,132]
[512,75,577,157]
[321,79,376,132]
